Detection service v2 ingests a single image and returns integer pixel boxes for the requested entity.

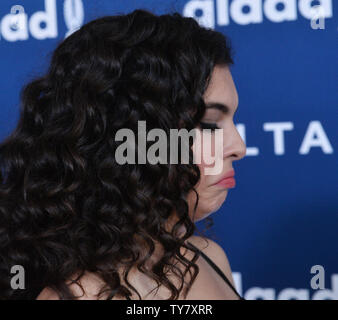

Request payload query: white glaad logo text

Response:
[183,0,333,29]
[0,0,84,42]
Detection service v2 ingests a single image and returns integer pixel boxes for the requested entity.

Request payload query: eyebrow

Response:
[205,102,237,114]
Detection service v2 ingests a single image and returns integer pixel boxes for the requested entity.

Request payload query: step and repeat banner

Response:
[0,0,337,299]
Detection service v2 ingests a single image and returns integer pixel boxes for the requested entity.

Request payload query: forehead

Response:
[203,65,238,109]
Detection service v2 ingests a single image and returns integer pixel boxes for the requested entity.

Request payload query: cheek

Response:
[188,162,228,221]
[192,131,217,171]
[189,187,228,222]
[189,131,227,220]
[197,181,227,210]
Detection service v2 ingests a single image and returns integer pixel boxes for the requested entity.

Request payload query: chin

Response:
[193,211,214,223]
[188,187,229,222]
[193,194,227,222]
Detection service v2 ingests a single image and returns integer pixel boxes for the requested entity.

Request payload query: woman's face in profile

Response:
[188,65,246,222]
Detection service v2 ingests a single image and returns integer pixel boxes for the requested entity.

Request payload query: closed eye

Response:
[199,122,220,131]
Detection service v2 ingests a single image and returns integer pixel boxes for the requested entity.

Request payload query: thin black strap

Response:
[186,241,244,300]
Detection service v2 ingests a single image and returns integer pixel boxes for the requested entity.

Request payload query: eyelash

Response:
[199,122,220,131]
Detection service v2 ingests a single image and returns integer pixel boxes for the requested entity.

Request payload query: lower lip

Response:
[215,177,236,188]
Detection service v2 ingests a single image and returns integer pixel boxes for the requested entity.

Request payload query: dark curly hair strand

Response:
[0,9,233,300]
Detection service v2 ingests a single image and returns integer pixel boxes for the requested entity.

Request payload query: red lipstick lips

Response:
[214,169,236,188]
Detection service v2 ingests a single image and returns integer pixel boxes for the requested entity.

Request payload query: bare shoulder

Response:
[36,287,61,300]
[36,237,236,300]
[186,235,235,287]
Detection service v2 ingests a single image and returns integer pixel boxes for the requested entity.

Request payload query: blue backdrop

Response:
[0,0,337,300]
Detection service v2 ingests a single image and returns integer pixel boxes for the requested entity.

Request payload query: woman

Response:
[0,9,246,300]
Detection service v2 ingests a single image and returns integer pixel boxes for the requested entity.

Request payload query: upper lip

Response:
[212,169,235,185]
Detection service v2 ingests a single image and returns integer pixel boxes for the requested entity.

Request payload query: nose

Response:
[223,124,246,161]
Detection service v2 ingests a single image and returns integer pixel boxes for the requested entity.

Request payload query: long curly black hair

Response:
[0,9,233,300]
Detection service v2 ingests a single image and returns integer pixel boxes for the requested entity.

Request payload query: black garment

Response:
[125,241,245,300]
[186,241,244,300]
